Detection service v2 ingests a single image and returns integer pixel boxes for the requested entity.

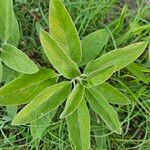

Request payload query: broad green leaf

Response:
[49,0,82,64]
[0,69,57,105]
[40,29,81,79]
[94,82,130,105]
[127,62,150,83]
[8,12,20,46]
[60,83,85,118]
[85,88,122,134]
[1,44,39,74]
[0,61,3,83]
[113,4,127,34]
[86,66,116,87]
[80,29,109,66]
[31,108,57,139]
[85,42,148,74]
[0,0,13,42]
[67,99,90,150]
[12,81,71,125]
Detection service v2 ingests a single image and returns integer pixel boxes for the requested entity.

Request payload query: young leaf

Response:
[85,88,122,134]
[31,108,57,139]
[87,66,116,87]
[1,44,39,74]
[0,0,13,42]
[84,42,148,74]
[49,0,82,64]
[12,81,71,125]
[94,82,130,105]
[67,99,90,150]
[0,69,57,105]
[0,61,3,83]
[40,29,81,79]
[80,29,109,66]
[60,83,85,118]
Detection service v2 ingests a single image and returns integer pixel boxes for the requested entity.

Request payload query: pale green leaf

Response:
[1,44,39,74]
[67,99,90,150]
[12,81,71,125]
[85,42,148,74]
[40,29,81,79]
[85,88,122,134]
[49,0,82,64]
[0,69,57,105]
[0,0,13,42]
[31,108,57,139]
[87,66,116,87]
[60,83,85,118]
[80,29,109,66]
[94,82,130,105]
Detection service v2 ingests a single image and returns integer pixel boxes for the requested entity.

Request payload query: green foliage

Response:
[94,82,130,105]
[85,88,122,134]
[40,29,81,79]
[49,0,82,64]
[67,99,90,150]
[1,44,39,74]
[0,69,57,105]
[0,0,149,149]
[80,29,109,66]
[0,0,38,80]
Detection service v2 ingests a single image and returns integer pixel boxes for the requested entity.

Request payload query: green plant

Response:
[0,0,39,82]
[0,0,148,149]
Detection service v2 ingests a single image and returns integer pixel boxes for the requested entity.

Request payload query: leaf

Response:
[7,12,20,46]
[113,4,127,34]
[0,61,3,83]
[60,83,85,118]
[85,88,122,134]
[86,66,116,87]
[127,62,150,83]
[49,0,82,64]
[0,69,57,105]
[94,82,130,105]
[85,42,148,74]
[67,99,90,150]
[0,0,13,42]
[40,29,81,79]
[1,44,39,74]
[12,81,71,125]
[80,29,109,66]
[31,108,57,139]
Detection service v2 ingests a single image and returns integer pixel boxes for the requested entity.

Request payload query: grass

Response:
[0,0,150,149]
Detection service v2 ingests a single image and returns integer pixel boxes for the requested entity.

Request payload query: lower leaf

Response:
[85,88,122,134]
[67,98,90,150]
[12,81,71,125]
